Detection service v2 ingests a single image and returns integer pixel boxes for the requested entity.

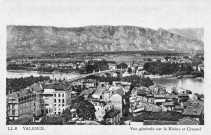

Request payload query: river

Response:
[152,77,204,94]
[7,70,80,80]
[7,71,204,94]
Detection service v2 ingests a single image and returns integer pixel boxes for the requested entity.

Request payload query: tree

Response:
[117,62,128,69]
[85,60,109,73]
[76,100,96,120]
[127,67,132,73]
[121,75,154,87]
[6,76,50,94]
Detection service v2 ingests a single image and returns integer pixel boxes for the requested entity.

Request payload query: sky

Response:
[1,0,209,30]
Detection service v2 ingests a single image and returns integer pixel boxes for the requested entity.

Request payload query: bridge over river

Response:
[67,68,126,82]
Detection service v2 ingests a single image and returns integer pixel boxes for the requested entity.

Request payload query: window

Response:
[62,94,64,97]
[62,99,64,103]
[59,99,60,103]
[54,99,56,103]
[54,94,56,97]
[58,94,60,97]
[12,105,15,109]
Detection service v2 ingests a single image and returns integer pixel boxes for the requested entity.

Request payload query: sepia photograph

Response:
[1,0,210,134]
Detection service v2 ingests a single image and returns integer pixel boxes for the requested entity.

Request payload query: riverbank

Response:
[7,70,80,80]
[145,74,203,79]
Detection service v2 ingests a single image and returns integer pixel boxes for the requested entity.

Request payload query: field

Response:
[100,55,164,63]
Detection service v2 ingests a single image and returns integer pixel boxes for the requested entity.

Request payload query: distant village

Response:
[7,54,204,76]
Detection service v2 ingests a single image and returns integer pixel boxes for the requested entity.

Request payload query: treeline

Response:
[86,75,121,84]
[6,76,50,95]
[7,63,35,70]
[143,62,180,75]
[86,74,154,88]
[143,61,201,76]
[85,60,109,73]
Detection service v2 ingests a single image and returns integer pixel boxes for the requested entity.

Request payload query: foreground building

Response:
[7,92,19,121]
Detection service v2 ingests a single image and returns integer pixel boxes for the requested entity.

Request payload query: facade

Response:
[7,92,19,120]
[42,83,69,115]
[18,83,43,117]
[104,109,121,125]
[111,93,123,117]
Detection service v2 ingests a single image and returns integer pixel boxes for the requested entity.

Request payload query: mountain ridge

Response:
[7,25,204,56]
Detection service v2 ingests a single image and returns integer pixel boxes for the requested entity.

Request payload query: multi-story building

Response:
[8,82,71,121]
[7,92,19,121]
[42,83,69,115]
[18,83,44,117]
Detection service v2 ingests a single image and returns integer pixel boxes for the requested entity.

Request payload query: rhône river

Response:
[152,77,204,94]
[7,71,204,94]
[7,71,80,80]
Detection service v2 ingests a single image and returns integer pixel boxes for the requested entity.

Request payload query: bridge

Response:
[67,68,127,82]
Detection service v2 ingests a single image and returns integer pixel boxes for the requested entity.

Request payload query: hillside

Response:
[168,28,204,41]
[7,25,204,56]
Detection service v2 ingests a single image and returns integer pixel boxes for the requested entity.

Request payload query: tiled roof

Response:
[183,103,203,116]
[182,100,193,107]
[146,94,154,97]
[92,88,106,97]
[30,83,43,92]
[104,109,120,118]
[143,120,178,125]
[178,93,189,97]
[163,102,174,106]
[174,105,184,110]
[112,88,124,96]
[144,104,162,112]
[137,89,147,96]
[165,93,177,99]
[150,85,166,90]
[178,117,200,125]
[154,94,166,98]
[19,89,33,97]
[42,84,68,90]
[7,92,19,98]
[133,107,145,113]
[81,88,95,95]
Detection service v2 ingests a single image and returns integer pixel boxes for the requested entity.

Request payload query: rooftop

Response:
[143,120,178,125]
[178,117,200,125]
[183,103,203,116]
[163,102,174,106]
[92,88,106,98]
[104,109,120,118]
[42,84,69,90]
[80,88,95,96]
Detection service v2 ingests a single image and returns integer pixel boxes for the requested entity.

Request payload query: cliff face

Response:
[168,28,204,41]
[7,25,204,56]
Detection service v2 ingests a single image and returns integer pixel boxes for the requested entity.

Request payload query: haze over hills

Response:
[168,28,204,41]
[7,25,204,56]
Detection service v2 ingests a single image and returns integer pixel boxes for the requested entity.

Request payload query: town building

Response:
[18,83,44,118]
[7,92,19,121]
